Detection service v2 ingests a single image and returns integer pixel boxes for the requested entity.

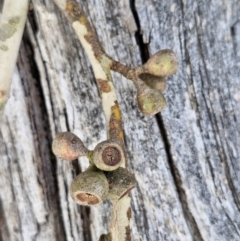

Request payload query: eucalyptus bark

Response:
[0,0,240,241]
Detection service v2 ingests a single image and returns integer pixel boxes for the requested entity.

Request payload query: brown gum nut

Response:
[105,167,136,202]
[93,140,124,171]
[52,132,88,161]
[70,166,109,206]
[139,73,166,93]
[143,49,178,77]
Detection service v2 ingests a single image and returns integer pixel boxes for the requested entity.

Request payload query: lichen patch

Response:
[109,101,124,141]
[0,90,6,98]
[96,78,111,93]
[125,226,131,241]
[127,207,132,220]
[66,1,82,20]
[0,45,8,51]
[9,16,20,26]
[0,24,17,41]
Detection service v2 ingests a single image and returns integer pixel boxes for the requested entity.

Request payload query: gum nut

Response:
[70,167,109,206]
[143,49,178,77]
[139,73,166,93]
[93,140,124,171]
[105,167,136,202]
[137,87,166,116]
[52,132,88,161]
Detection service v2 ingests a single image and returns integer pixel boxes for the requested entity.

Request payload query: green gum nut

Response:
[52,132,89,161]
[136,78,166,117]
[70,166,109,206]
[105,167,136,202]
[143,49,178,77]
[139,73,166,93]
[93,140,125,171]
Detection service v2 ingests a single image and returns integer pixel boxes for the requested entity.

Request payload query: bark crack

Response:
[129,0,149,63]
[129,0,204,240]
[156,115,204,241]
[0,1,3,14]
[24,10,68,241]
[230,20,240,57]
[5,119,24,241]
[28,6,93,241]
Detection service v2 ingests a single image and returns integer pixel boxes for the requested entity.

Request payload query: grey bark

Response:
[1,0,240,241]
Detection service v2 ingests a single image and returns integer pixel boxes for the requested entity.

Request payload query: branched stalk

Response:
[53,0,133,240]
[0,0,29,118]
[53,1,178,240]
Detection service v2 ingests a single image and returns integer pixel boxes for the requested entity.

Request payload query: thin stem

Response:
[57,0,125,142]
[110,59,143,81]
[0,0,29,119]
[53,1,132,240]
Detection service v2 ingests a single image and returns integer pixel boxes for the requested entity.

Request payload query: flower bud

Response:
[143,49,178,77]
[135,78,166,116]
[105,167,136,202]
[70,166,109,205]
[93,140,124,171]
[139,73,166,93]
[52,132,89,161]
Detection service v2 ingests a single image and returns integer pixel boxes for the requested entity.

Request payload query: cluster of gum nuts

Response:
[130,49,178,117]
[52,132,136,206]
[52,49,178,206]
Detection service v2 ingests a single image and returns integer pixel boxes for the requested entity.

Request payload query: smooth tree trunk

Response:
[1,0,240,240]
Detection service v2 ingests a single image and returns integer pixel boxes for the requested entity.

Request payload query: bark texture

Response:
[1,0,240,240]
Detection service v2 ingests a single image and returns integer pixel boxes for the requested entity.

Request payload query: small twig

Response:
[0,0,29,119]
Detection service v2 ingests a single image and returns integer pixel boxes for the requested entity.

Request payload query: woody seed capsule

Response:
[105,167,136,202]
[135,78,166,116]
[52,132,89,161]
[143,49,178,77]
[70,166,109,206]
[93,140,124,171]
[139,73,166,93]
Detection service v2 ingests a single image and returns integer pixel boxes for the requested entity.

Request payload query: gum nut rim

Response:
[93,140,124,171]
[70,169,109,205]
